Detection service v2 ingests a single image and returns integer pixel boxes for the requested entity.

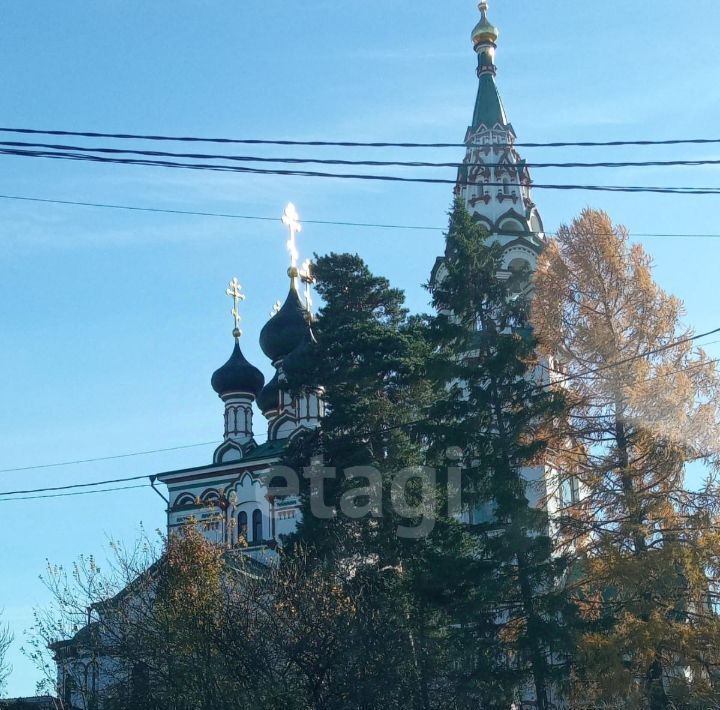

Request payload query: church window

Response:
[238,511,248,541]
[560,476,580,507]
[252,509,263,543]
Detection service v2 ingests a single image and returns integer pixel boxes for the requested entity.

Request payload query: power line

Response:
[0,474,151,496]
[545,327,720,390]
[339,327,720,440]
[1,331,718,501]
[4,139,720,170]
[3,147,720,194]
[2,126,720,149]
[4,192,720,239]
[0,194,441,231]
[0,483,149,503]
[0,441,218,474]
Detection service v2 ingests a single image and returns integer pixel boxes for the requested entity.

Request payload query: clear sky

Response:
[2,0,720,697]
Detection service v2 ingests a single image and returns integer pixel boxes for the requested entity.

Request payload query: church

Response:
[52,2,565,705]
[157,0,552,554]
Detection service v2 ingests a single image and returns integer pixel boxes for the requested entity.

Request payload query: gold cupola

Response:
[471,1,498,48]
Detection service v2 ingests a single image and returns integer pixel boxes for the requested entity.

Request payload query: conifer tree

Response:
[425,198,578,709]
[282,252,449,708]
[533,208,720,709]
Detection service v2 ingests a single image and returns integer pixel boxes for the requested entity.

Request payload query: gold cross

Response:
[225,277,245,337]
[282,203,302,276]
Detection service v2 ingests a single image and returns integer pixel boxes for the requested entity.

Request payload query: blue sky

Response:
[2,0,720,697]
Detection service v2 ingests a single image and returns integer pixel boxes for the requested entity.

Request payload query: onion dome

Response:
[281,326,318,388]
[257,369,281,414]
[471,1,498,47]
[211,339,265,398]
[259,285,309,363]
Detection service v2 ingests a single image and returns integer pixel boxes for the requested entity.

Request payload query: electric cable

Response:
[3,193,720,239]
[3,139,720,170]
[0,483,150,503]
[2,126,720,149]
[0,441,218,474]
[2,147,720,194]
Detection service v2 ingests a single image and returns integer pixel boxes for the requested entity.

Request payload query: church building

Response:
[52,3,569,706]
[152,202,323,557]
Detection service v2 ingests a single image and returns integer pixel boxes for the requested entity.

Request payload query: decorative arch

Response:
[213,439,244,465]
[226,471,261,500]
[200,488,220,503]
[529,208,544,234]
[501,243,539,273]
[174,493,196,508]
[269,411,298,441]
[495,208,530,236]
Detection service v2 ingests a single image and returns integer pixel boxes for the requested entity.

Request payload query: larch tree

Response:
[533,208,720,709]
[424,199,579,709]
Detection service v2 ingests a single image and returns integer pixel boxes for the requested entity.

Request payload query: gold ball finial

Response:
[288,266,299,279]
[472,0,498,46]
[233,327,242,339]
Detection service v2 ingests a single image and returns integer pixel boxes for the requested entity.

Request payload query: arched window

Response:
[252,509,263,543]
[238,511,248,541]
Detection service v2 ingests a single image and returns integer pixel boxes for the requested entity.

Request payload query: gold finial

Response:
[282,202,302,283]
[299,258,315,321]
[270,300,282,317]
[472,0,498,47]
[225,277,245,338]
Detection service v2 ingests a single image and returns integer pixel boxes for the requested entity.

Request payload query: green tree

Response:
[283,252,476,708]
[424,198,579,709]
[533,208,720,709]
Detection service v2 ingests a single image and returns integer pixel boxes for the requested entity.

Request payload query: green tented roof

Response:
[472,72,508,131]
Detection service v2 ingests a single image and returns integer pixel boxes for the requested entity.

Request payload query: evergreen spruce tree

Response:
[281,252,446,708]
[533,209,720,709]
[425,198,579,709]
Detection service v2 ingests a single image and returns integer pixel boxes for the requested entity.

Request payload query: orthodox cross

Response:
[282,202,302,280]
[225,277,245,338]
[299,258,315,320]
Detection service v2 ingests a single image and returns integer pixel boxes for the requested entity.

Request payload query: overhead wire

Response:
[2,126,720,149]
[0,483,150,503]
[2,147,720,194]
[3,193,720,239]
[3,139,720,170]
[3,326,718,501]
[0,440,218,474]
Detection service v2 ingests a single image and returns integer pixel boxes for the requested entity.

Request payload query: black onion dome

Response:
[259,286,308,363]
[257,369,281,414]
[211,340,265,398]
[280,326,318,387]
